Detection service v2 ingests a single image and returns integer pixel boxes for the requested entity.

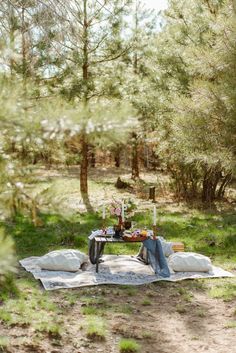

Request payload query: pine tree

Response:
[35,0,134,196]
[152,0,236,202]
[123,0,158,179]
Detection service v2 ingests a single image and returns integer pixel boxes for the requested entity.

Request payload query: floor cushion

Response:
[37,249,88,272]
[168,252,213,272]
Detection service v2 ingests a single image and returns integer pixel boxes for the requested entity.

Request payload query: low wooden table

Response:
[94,236,143,273]
[92,236,185,273]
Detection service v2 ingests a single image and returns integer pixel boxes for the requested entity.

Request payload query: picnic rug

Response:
[19,255,234,291]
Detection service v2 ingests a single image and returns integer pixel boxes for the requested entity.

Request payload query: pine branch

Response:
[91,45,132,64]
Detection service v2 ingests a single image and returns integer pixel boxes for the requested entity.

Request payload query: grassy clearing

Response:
[0,199,235,332]
[0,171,236,352]
[2,206,236,264]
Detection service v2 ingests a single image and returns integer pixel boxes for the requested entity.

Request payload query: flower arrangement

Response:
[110,203,122,217]
[110,198,136,225]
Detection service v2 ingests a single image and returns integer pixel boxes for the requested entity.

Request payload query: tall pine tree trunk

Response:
[114,145,121,168]
[21,5,28,116]
[8,1,15,76]
[80,0,89,195]
[80,133,88,194]
[89,144,96,168]
[131,132,139,180]
[131,1,140,180]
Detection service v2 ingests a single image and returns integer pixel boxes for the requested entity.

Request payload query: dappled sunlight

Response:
[0,0,236,352]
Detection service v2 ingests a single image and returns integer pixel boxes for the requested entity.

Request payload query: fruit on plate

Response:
[123,229,149,241]
[123,231,132,238]
[131,229,148,237]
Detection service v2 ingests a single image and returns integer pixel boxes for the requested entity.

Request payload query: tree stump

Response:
[115,177,130,189]
[149,186,155,202]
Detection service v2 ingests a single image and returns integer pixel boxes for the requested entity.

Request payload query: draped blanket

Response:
[143,238,170,278]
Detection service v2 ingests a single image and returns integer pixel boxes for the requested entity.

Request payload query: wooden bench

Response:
[172,242,185,252]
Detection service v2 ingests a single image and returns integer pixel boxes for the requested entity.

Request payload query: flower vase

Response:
[113,216,123,238]
[118,215,123,227]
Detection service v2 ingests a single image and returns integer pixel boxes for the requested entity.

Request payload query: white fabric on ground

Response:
[20,254,233,291]
[37,249,88,272]
[168,252,213,273]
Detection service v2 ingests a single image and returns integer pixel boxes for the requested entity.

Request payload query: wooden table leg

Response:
[96,241,99,273]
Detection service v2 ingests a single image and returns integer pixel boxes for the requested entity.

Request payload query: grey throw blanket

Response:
[142,238,170,278]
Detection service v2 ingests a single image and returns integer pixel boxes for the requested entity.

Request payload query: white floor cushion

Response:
[37,249,88,272]
[168,252,213,273]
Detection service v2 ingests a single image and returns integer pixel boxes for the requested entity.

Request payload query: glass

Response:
[131,221,137,229]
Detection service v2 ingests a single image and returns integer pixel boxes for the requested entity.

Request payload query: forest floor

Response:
[0,166,236,353]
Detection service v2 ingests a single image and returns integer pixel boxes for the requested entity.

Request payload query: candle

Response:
[153,205,157,226]
[102,204,106,219]
[121,201,125,222]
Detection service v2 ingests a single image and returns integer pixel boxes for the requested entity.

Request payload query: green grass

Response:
[36,321,62,338]
[2,203,236,264]
[224,321,236,329]
[0,275,19,302]
[208,281,236,301]
[142,331,153,340]
[81,296,109,316]
[115,304,134,315]
[195,309,206,318]
[82,306,101,316]
[177,287,193,302]
[119,285,138,296]
[176,304,187,314]
[0,336,9,352]
[119,338,141,353]
[0,180,236,352]
[86,316,106,341]
[141,298,151,306]
[0,276,63,334]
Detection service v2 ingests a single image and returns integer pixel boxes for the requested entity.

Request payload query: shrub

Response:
[119,338,140,353]
[0,229,15,283]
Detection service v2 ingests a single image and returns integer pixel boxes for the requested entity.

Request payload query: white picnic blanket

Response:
[19,254,234,291]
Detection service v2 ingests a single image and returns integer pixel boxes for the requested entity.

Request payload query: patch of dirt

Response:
[1,282,236,353]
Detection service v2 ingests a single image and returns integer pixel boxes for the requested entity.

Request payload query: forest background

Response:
[0,0,236,280]
[0,1,236,352]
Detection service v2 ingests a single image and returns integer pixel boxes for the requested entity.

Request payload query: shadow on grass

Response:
[132,209,236,263]
[1,212,104,259]
[2,207,236,261]
[81,192,94,213]
[1,211,155,261]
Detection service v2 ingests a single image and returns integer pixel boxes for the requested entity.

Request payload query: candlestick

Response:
[153,225,157,239]
[153,205,157,226]
[102,204,106,219]
[121,201,125,223]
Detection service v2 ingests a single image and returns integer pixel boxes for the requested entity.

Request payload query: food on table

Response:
[123,229,148,241]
